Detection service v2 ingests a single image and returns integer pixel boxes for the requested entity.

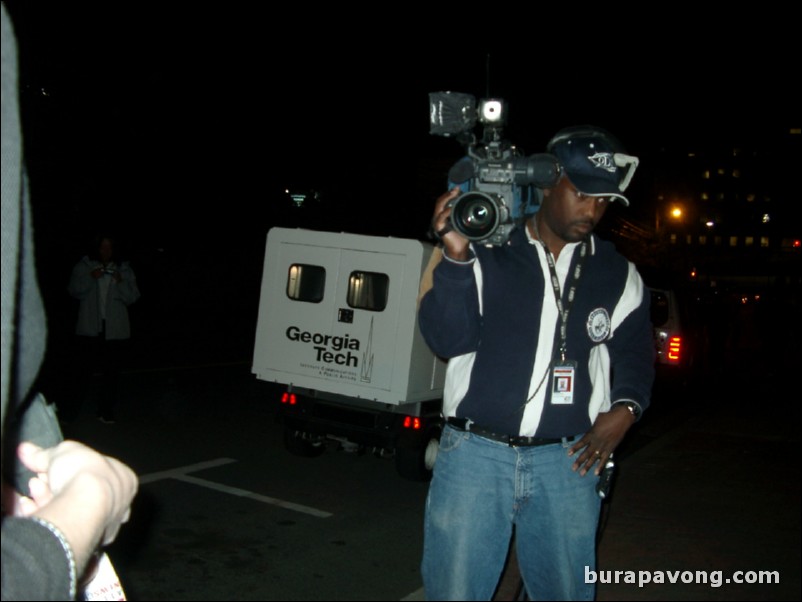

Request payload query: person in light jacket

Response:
[67,235,140,423]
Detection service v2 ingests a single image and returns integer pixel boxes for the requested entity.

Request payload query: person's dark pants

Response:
[64,330,129,421]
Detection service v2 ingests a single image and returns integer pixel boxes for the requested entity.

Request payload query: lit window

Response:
[729,236,738,247]
[286,264,326,303]
[347,271,389,311]
[698,235,707,245]
[732,169,740,178]
[760,237,770,248]
[714,236,722,246]
[745,236,754,247]
[670,234,677,245]
[700,192,709,201]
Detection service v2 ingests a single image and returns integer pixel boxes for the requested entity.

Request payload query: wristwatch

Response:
[612,401,642,422]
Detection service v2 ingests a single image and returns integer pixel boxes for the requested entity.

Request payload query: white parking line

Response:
[138,458,333,518]
[176,474,332,518]
[138,458,237,484]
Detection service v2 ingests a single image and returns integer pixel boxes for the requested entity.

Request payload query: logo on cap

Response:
[588,152,617,173]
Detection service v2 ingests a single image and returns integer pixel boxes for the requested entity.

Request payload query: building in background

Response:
[610,126,800,296]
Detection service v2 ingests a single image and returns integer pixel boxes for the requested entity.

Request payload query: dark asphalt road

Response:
[41,295,801,601]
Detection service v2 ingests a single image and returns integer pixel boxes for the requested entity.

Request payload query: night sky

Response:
[4,4,799,346]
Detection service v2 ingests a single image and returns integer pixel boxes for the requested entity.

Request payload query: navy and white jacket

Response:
[419,225,655,438]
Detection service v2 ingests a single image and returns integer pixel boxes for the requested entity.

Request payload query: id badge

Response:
[550,360,577,405]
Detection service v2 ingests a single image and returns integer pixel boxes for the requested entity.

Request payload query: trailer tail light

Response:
[281,392,297,405]
[668,337,681,362]
[403,416,422,430]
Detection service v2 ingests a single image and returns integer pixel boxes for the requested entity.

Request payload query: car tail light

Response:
[668,337,681,362]
[281,392,297,405]
[403,416,422,430]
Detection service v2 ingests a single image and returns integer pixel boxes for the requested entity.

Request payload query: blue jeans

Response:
[422,425,601,601]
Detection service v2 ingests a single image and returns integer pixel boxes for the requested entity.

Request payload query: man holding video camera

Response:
[419,124,655,600]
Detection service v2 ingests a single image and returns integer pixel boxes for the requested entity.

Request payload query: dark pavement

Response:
[594,361,801,601]
[44,306,801,601]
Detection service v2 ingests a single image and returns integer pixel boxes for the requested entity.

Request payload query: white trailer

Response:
[252,227,446,479]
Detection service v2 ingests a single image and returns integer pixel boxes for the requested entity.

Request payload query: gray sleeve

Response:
[2,7,75,600]
[1,517,77,601]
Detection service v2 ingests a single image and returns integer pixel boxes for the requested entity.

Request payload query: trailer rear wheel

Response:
[283,428,325,457]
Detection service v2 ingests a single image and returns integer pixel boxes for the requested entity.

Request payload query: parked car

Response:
[642,271,702,387]
[649,286,692,394]
[649,286,685,368]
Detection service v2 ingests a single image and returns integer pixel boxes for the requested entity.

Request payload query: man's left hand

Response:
[568,405,635,476]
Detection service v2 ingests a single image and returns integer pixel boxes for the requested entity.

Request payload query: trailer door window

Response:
[286,264,326,303]
[347,271,389,311]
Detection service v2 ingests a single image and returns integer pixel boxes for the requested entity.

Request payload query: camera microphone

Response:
[516,154,562,188]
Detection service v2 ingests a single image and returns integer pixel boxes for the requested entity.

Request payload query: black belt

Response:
[446,417,574,448]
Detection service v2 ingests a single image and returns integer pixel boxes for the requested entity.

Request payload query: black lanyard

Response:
[532,219,588,362]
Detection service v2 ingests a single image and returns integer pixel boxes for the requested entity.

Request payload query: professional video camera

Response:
[429,91,562,247]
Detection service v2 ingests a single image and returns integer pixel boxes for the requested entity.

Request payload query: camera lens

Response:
[451,192,500,241]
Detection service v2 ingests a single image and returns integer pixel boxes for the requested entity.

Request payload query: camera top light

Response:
[478,99,506,126]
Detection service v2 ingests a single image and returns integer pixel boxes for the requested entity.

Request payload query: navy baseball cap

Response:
[547,126,638,206]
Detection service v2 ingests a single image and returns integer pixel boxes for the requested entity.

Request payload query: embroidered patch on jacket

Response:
[586,307,611,342]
